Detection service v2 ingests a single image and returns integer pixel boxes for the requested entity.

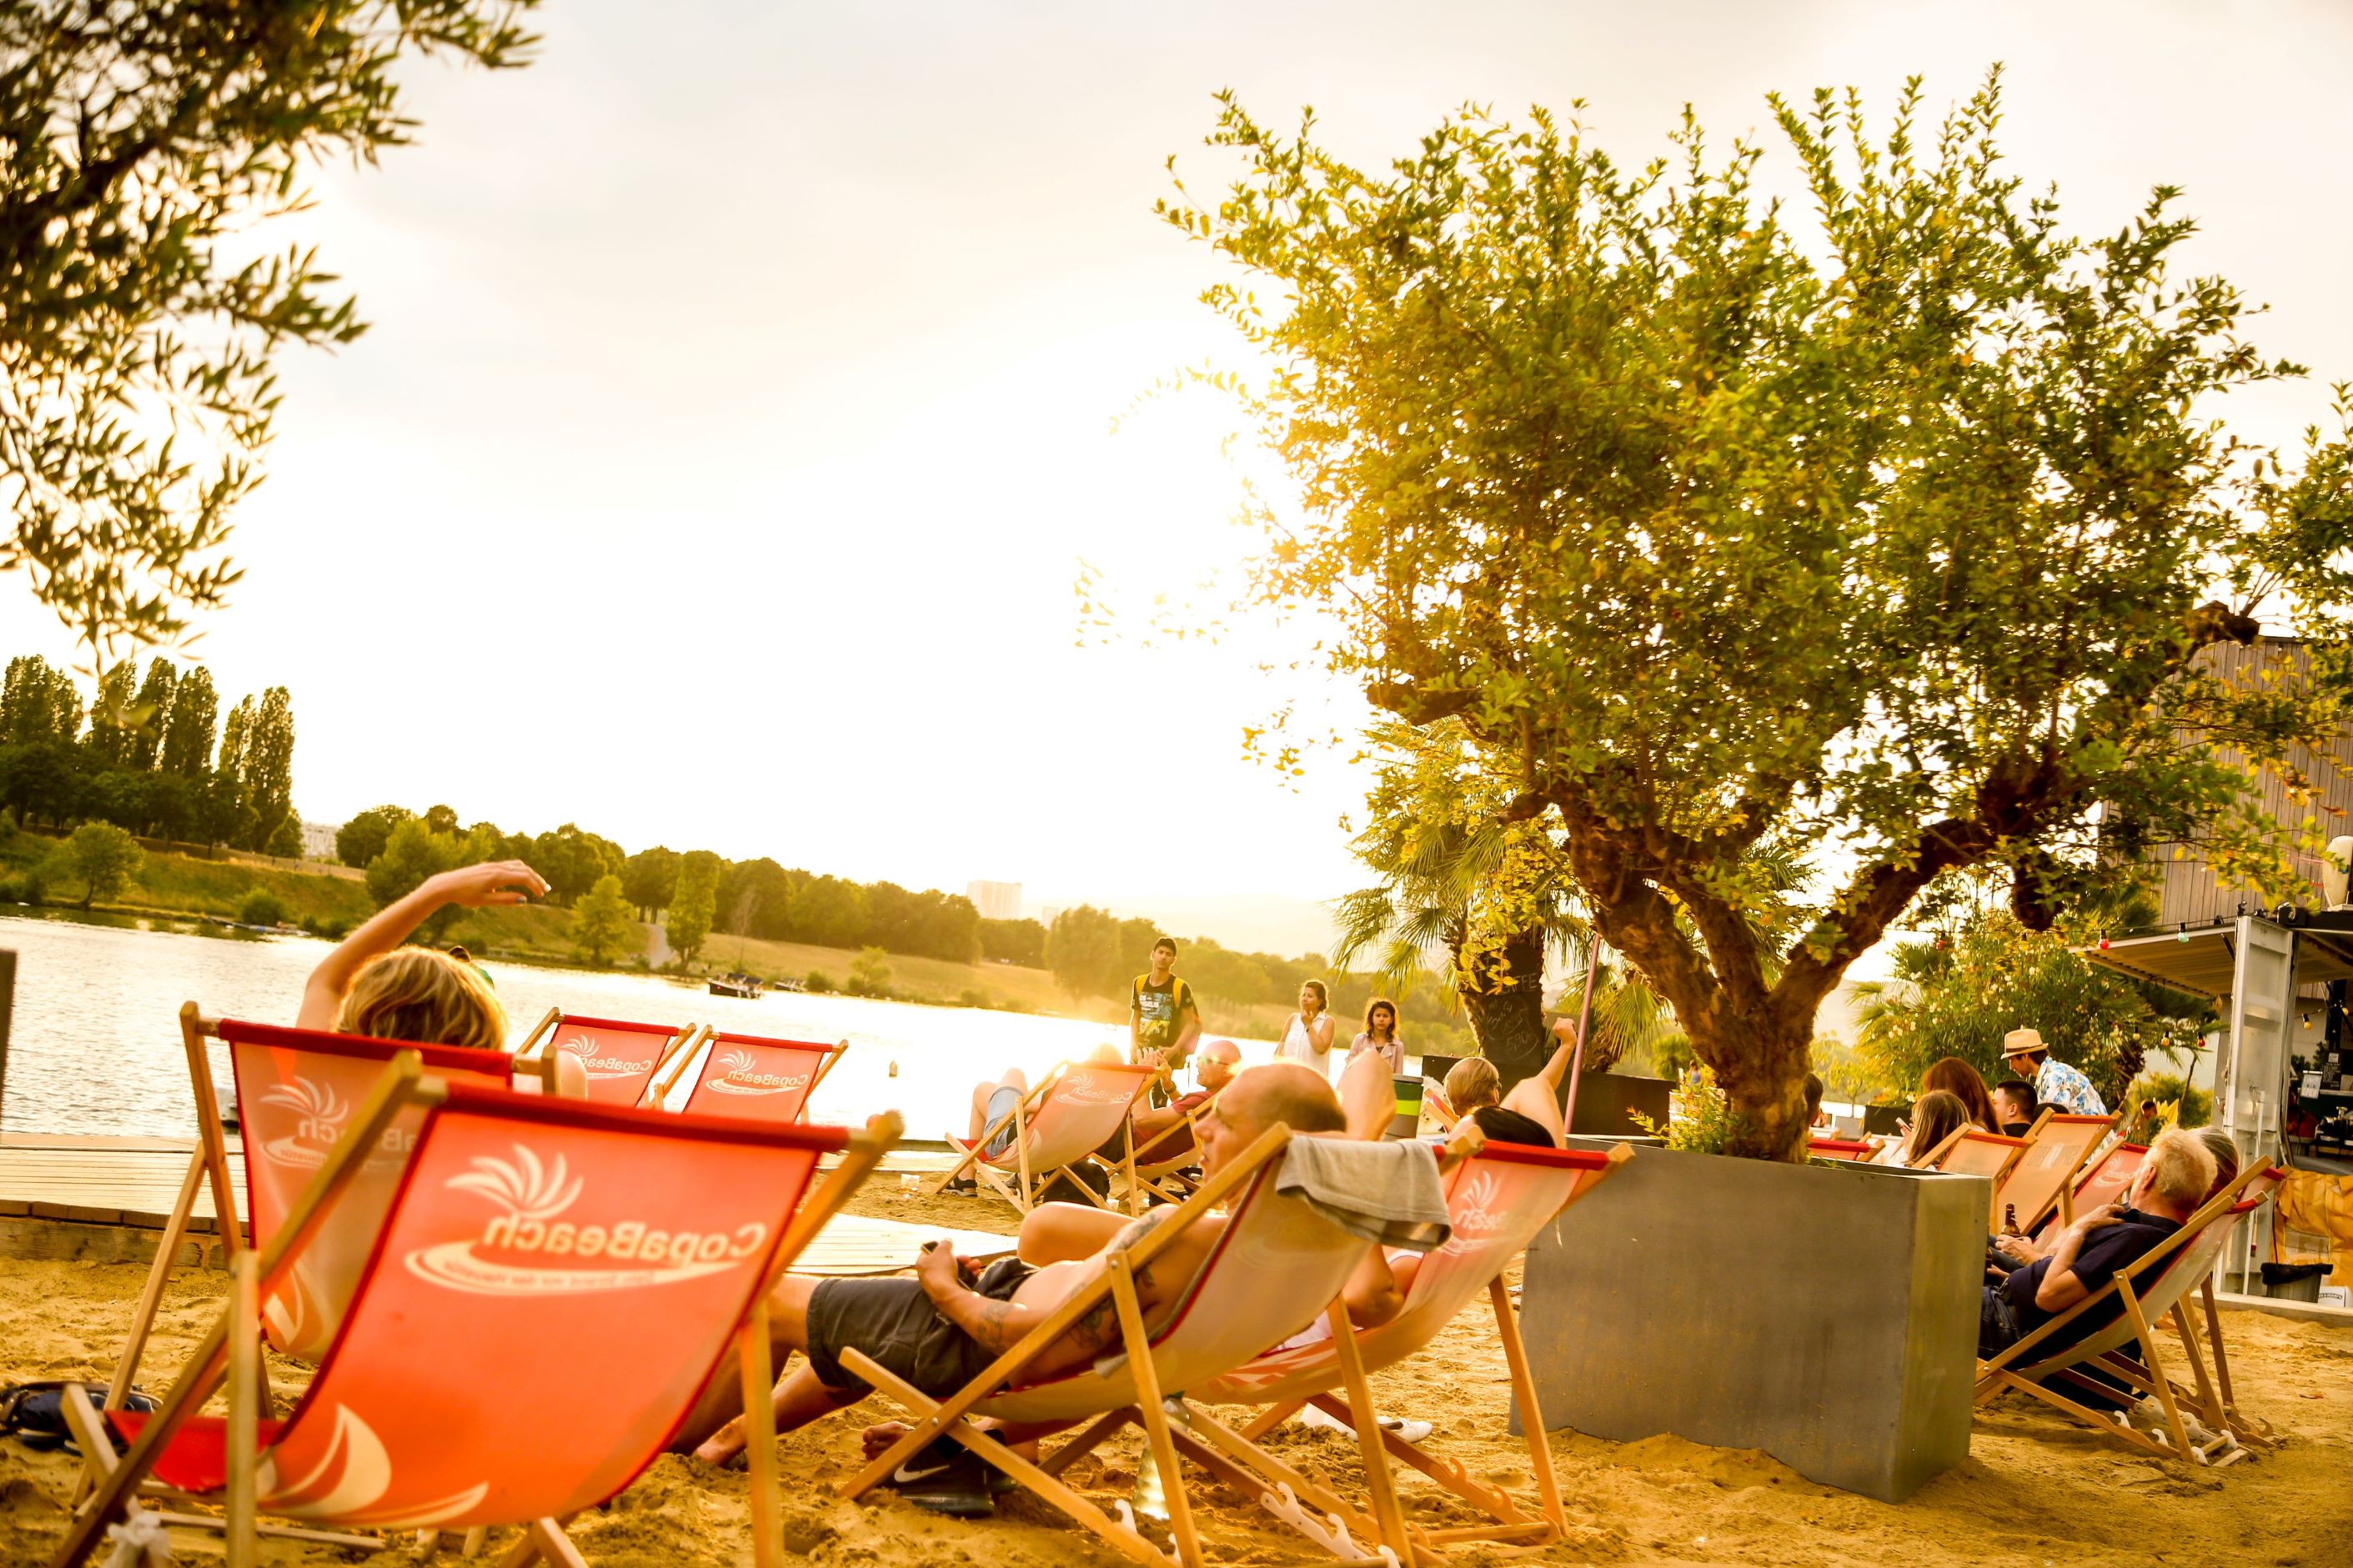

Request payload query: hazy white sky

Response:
[7,0,2351,954]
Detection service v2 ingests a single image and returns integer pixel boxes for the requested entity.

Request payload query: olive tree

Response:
[1166,74,2353,1159]
[1,2,538,660]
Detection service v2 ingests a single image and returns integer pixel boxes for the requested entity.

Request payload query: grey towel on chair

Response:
[1273,1136,1452,1253]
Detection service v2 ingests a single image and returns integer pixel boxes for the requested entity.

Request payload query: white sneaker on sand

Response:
[1295,1405,1433,1444]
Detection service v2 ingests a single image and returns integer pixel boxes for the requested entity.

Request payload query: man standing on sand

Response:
[2002,1027,2107,1116]
[1130,935,1201,1106]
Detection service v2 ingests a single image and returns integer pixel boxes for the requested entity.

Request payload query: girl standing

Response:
[1349,995,1403,1073]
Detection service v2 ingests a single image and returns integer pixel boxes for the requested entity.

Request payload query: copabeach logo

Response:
[1060,1066,1146,1105]
[1435,1169,1515,1259]
[255,1075,415,1170]
[556,1029,660,1081]
[701,1047,811,1098]
[404,1143,767,1297]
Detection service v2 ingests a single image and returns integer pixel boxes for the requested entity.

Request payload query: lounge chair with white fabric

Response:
[1116,1087,1225,1210]
[51,1052,897,1568]
[1975,1164,2281,1467]
[935,1058,1161,1214]
[516,1007,695,1107]
[1927,1127,2031,1228]
[108,1008,549,1420]
[1153,1137,1631,1552]
[848,1124,1421,1568]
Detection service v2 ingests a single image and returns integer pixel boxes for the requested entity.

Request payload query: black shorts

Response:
[804,1258,1033,1397]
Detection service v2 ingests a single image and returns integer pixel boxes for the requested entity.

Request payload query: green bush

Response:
[957,989,987,1009]
[805,970,837,994]
[239,889,290,926]
[2126,1070,2212,1130]
[1633,1065,1749,1155]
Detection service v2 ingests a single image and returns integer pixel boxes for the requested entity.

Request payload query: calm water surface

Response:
[0,914,1251,1140]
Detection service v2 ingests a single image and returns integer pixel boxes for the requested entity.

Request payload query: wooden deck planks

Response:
[0,1135,1007,1276]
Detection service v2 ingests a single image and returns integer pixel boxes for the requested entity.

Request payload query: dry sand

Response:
[4,1200,2350,1566]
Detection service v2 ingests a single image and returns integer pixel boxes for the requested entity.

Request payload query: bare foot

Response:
[694,1419,750,1470]
[861,1421,915,1460]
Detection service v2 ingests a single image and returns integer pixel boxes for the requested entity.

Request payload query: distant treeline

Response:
[334,805,991,964]
[0,654,299,854]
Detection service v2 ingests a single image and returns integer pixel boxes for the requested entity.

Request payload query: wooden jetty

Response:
[0,1132,1001,1277]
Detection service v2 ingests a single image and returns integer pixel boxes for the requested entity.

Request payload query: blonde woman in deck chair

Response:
[299,859,587,1099]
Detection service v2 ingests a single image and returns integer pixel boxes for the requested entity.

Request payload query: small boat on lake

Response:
[708,973,763,999]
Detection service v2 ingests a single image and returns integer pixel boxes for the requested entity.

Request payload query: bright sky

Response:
[5,0,2351,956]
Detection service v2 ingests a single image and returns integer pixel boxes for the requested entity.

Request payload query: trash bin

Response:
[2261,1261,2328,1303]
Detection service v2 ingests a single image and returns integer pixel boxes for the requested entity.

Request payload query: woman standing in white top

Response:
[1277,979,1338,1080]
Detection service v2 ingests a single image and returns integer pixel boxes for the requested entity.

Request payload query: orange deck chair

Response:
[110,1009,549,1415]
[517,1007,695,1107]
[934,1058,1161,1213]
[1976,1165,2282,1467]
[1159,1137,1630,1555]
[1807,1136,1879,1162]
[847,1125,1401,1568]
[1995,1113,2114,1233]
[53,1055,897,1568]
[1926,1126,2033,1228]
[1118,1086,1224,1210]
[645,1027,848,1123]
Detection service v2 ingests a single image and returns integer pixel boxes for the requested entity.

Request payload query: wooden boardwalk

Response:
[0,1133,1006,1276]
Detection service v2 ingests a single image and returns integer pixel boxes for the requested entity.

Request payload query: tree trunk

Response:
[1455,924,1550,1091]
[1688,1004,1814,1161]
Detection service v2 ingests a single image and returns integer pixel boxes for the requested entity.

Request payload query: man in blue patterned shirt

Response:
[2003,1028,2107,1116]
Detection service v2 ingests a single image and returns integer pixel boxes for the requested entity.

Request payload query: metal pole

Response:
[0,949,15,1129]
[1562,939,1601,1133]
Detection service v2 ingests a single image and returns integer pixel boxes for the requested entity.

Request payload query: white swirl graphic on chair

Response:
[404,1144,767,1296]
[557,1031,658,1080]
[701,1048,810,1098]
[256,1077,349,1169]
[258,1402,489,1528]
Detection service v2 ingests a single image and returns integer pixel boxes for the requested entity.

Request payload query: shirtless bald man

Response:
[672,1060,1350,1464]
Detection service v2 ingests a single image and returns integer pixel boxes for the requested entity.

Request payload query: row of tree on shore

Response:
[0,654,299,856]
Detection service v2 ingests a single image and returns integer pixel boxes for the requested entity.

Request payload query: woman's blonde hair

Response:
[1445,1056,1502,1112]
[337,948,507,1052]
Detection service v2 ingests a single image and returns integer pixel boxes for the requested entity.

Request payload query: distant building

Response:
[966,879,1023,922]
[299,820,339,862]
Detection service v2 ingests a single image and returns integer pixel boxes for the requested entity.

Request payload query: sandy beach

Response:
[3,1187,2350,1568]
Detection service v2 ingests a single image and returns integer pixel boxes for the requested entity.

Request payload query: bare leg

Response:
[966,1070,1027,1141]
[1501,1028,1578,1146]
[1019,1201,1127,1264]
[1339,1049,1394,1140]
[670,1275,823,1455]
[695,1362,866,1467]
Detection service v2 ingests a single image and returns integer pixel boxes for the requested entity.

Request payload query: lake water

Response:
[0,913,1251,1140]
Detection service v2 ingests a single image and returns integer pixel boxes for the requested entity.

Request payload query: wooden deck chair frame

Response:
[848,1124,1430,1568]
[53,1051,899,1568]
[1997,1112,2112,1234]
[1927,1127,2031,1228]
[931,1060,1160,1215]
[1119,1086,1223,1211]
[1080,1135,1631,1559]
[648,1025,849,1120]
[515,1006,696,1107]
[1973,1163,2278,1468]
[101,1006,559,1440]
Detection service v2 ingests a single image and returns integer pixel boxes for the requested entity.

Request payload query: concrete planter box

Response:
[1516,1138,1985,1501]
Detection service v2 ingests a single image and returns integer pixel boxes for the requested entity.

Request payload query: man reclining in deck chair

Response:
[1979,1128,2215,1360]
[673,1061,1384,1492]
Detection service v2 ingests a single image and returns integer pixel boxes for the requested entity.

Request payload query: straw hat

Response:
[2001,1027,2045,1060]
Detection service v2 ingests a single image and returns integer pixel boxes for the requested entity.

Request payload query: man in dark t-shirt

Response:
[1129,935,1200,1107]
[1979,1129,2215,1357]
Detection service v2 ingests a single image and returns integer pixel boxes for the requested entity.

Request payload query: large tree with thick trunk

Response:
[1166,74,2353,1160]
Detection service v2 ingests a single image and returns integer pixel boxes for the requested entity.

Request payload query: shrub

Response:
[19,870,44,904]
[1634,1065,1749,1156]
[314,917,351,941]
[957,989,987,1009]
[805,970,838,994]
[2126,1071,2212,1136]
[239,889,290,926]
[847,946,893,998]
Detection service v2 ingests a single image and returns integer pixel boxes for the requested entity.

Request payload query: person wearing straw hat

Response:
[2002,1026,2106,1116]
